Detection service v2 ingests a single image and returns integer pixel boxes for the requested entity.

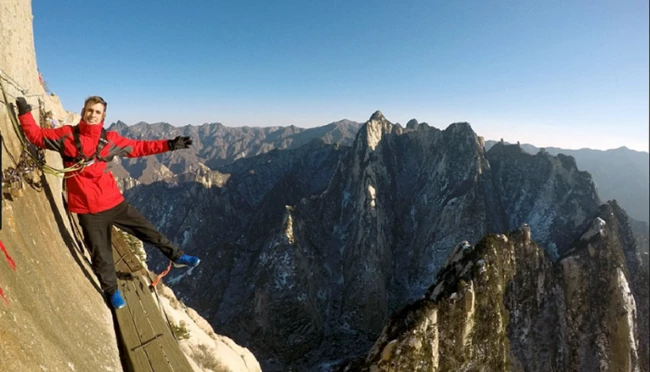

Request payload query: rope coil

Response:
[0,67,89,188]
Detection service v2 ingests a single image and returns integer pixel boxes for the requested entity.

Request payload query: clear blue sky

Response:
[32,0,648,151]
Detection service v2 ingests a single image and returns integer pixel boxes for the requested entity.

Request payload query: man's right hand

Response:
[15,97,32,116]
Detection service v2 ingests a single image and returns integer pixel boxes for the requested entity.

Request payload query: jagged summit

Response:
[369,110,386,122]
[108,120,129,131]
[355,111,395,151]
[445,121,473,134]
[487,140,528,156]
[406,118,419,130]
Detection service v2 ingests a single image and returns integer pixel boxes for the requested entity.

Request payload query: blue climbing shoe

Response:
[110,290,126,310]
[173,254,201,268]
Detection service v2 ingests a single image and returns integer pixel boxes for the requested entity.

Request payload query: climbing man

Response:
[45,111,59,128]
[15,96,200,310]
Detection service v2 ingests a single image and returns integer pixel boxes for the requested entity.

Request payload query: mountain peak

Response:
[108,120,129,132]
[370,110,386,122]
[406,119,419,130]
[446,121,473,133]
[359,111,394,151]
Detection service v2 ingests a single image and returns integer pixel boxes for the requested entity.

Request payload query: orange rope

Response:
[150,260,172,288]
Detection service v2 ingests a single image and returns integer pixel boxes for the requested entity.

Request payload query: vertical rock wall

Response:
[0,2,123,371]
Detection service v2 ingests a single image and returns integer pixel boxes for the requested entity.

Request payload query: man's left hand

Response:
[15,97,32,116]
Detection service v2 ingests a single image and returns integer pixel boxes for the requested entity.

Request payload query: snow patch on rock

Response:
[581,217,606,241]
[155,284,262,372]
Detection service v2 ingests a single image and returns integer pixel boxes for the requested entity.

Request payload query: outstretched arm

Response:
[15,97,68,152]
[110,134,192,158]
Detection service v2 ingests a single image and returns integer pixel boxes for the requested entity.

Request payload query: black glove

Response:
[168,136,192,151]
[15,97,32,116]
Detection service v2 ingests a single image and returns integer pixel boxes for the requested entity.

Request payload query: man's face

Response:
[82,102,106,124]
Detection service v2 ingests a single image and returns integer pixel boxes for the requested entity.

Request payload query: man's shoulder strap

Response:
[95,128,113,161]
[61,126,112,163]
[61,125,83,163]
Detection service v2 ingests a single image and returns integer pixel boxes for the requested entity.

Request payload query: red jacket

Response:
[19,112,171,214]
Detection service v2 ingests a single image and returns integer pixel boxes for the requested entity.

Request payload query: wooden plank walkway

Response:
[110,230,193,372]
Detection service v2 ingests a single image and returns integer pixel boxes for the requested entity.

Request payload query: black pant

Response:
[77,200,184,295]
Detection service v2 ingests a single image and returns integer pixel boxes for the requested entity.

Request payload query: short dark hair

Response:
[84,96,107,111]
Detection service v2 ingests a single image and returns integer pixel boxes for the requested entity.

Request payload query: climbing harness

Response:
[61,125,115,165]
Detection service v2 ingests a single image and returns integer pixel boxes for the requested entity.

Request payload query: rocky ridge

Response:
[348,201,648,371]
[485,140,649,223]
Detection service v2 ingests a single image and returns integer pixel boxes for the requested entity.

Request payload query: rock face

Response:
[124,112,643,371]
[2,2,120,370]
[486,142,600,258]
[352,201,648,372]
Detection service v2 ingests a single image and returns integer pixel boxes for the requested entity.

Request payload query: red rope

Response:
[0,240,15,271]
[150,260,172,288]
[0,240,14,305]
[0,287,8,305]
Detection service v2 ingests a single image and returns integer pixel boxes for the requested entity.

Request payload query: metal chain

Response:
[1,151,44,193]
[0,68,43,98]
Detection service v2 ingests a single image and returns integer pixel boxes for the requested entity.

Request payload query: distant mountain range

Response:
[108,120,648,224]
[485,140,649,223]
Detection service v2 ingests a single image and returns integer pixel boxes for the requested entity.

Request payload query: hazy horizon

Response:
[108,115,649,153]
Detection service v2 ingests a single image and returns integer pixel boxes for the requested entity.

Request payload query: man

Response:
[15,96,200,310]
[45,111,59,128]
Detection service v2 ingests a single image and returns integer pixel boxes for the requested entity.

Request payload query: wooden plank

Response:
[112,246,165,371]
[113,250,134,278]
[110,232,193,371]
[138,279,194,370]
[125,276,174,372]
[113,278,154,372]
[111,230,144,272]
[115,279,193,371]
